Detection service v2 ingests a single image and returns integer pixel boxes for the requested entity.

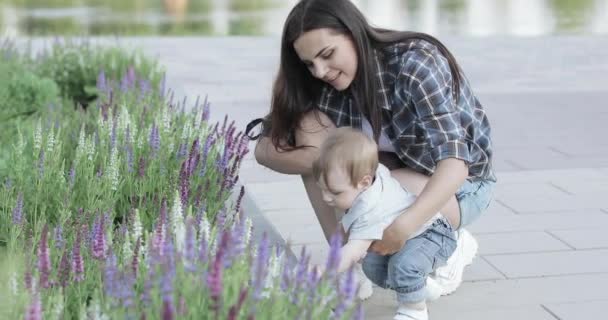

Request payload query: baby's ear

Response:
[358,174,373,189]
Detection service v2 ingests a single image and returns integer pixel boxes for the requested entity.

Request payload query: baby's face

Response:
[317,168,365,211]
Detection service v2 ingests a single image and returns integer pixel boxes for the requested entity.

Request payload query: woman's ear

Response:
[358,174,373,190]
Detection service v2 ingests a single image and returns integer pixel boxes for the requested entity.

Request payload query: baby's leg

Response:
[361,253,390,289]
[388,219,457,319]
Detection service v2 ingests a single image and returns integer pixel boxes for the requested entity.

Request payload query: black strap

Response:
[245,118,264,140]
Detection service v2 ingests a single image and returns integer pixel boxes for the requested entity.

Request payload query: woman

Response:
[247,0,495,313]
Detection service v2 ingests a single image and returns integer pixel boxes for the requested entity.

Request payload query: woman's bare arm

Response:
[254,110,335,175]
[254,137,318,175]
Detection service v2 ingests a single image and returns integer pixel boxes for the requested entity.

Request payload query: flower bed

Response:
[0,39,361,319]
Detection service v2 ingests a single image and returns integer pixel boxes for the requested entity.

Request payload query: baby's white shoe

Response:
[354,263,373,300]
[394,305,428,320]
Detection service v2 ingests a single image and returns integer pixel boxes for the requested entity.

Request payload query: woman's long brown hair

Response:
[266,0,462,151]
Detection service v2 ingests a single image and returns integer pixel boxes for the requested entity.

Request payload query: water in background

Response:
[1,0,607,37]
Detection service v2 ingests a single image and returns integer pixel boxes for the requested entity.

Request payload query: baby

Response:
[313,127,457,320]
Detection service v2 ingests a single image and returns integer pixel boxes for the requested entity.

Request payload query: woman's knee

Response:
[295,110,336,148]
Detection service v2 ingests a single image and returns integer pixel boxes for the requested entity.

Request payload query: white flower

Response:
[132,209,143,244]
[33,118,42,154]
[181,122,191,140]
[123,229,133,262]
[162,105,171,134]
[46,126,55,154]
[107,148,120,191]
[243,217,253,247]
[199,212,211,244]
[86,136,96,162]
[171,190,185,252]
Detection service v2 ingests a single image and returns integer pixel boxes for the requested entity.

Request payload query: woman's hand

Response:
[369,216,411,255]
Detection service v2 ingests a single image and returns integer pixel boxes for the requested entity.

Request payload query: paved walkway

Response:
[25,36,608,319]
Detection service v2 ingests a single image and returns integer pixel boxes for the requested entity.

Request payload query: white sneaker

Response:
[428,229,478,299]
[354,263,374,300]
[394,305,428,320]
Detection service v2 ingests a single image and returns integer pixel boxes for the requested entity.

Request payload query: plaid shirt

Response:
[318,40,495,181]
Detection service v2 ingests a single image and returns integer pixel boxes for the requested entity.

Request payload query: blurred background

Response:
[1,0,607,37]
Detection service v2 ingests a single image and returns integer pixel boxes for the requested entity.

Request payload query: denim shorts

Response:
[361,218,457,303]
[456,179,496,228]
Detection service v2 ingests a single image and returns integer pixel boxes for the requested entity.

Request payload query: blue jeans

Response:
[457,179,495,228]
[362,219,457,303]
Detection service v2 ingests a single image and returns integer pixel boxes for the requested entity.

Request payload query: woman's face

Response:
[293,28,358,91]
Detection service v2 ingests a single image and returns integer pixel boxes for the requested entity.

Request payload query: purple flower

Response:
[162,299,175,320]
[72,232,84,282]
[104,251,119,298]
[38,225,51,289]
[252,234,270,301]
[202,95,210,121]
[207,253,223,317]
[227,287,248,320]
[325,229,343,277]
[234,186,245,216]
[54,226,63,249]
[138,156,146,178]
[97,70,107,93]
[58,249,71,288]
[179,161,190,208]
[334,266,356,318]
[126,144,134,173]
[149,123,160,155]
[11,193,23,225]
[92,216,106,260]
[24,293,42,320]
[68,166,76,189]
[354,302,364,320]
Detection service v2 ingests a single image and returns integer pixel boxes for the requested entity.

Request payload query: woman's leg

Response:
[389,166,462,229]
[295,110,338,242]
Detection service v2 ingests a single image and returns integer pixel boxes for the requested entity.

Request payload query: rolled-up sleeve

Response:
[401,48,472,164]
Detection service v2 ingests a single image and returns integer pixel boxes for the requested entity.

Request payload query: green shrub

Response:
[35,39,165,108]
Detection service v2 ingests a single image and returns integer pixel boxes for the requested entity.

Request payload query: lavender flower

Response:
[11,193,23,225]
[72,232,84,282]
[97,70,107,93]
[38,225,51,289]
[325,230,343,277]
[354,302,364,320]
[252,234,270,301]
[68,166,76,189]
[207,252,223,317]
[92,216,106,260]
[202,95,210,121]
[334,266,356,318]
[54,226,63,249]
[58,249,71,288]
[162,299,175,320]
[104,251,118,299]
[227,287,248,320]
[138,156,146,178]
[24,292,42,320]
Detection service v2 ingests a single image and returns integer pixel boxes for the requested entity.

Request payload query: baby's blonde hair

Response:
[312,127,379,188]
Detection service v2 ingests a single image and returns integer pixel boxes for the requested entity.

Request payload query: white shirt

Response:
[341,164,442,241]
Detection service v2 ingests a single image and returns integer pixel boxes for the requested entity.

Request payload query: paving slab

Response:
[485,249,608,279]
[475,231,572,255]
[544,300,608,320]
[549,228,608,250]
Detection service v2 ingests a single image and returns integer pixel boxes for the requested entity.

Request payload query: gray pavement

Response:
[24,36,608,319]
